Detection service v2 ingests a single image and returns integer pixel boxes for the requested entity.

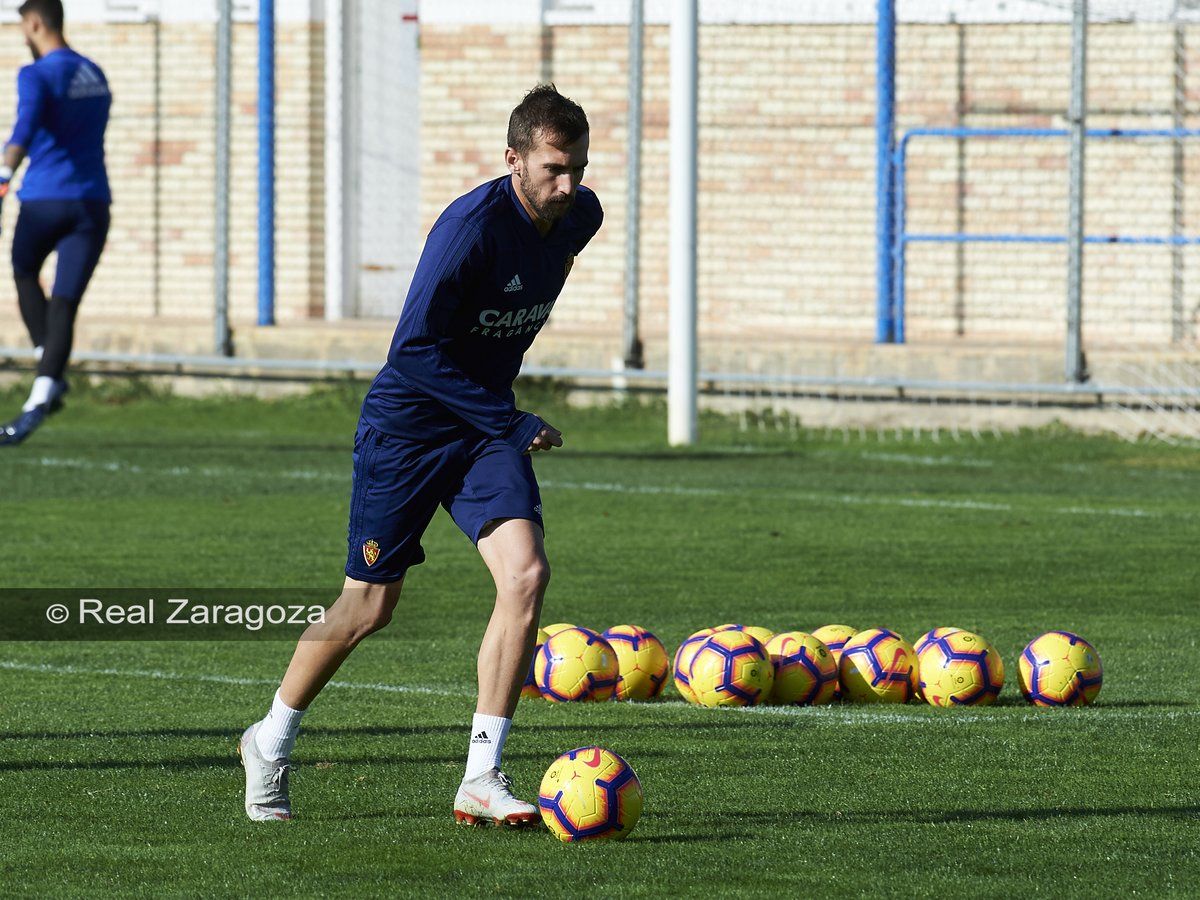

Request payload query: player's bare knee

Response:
[504,559,550,603]
[337,582,399,640]
[360,592,398,637]
[358,603,394,638]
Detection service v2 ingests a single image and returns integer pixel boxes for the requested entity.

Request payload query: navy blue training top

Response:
[360,175,603,450]
[8,48,111,203]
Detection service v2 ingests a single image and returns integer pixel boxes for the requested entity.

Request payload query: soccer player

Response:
[0,0,111,446]
[239,85,601,824]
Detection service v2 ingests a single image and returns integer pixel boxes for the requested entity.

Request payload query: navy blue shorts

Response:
[345,422,544,584]
[12,200,110,302]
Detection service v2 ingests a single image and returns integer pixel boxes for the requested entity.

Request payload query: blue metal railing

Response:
[875,0,897,342]
[258,0,275,326]
[890,126,1200,343]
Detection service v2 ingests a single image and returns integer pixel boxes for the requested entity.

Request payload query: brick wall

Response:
[0,19,323,326]
[898,22,1200,346]
[1,12,1196,370]
[421,19,1200,369]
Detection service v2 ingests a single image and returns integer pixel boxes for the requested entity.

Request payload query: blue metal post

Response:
[891,126,1200,342]
[875,0,897,343]
[258,0,275,326]
[893,137,908,343]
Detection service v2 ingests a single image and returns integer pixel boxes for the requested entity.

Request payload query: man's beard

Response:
[520,171,574,222]
[27,40,40,60]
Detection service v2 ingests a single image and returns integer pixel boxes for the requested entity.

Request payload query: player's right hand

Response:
[527,423,563,452]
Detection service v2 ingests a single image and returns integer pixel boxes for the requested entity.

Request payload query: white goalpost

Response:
[668,0,698,446]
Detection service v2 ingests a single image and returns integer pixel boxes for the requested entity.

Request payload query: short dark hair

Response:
[19,0,64,33]
[507,84,589,157]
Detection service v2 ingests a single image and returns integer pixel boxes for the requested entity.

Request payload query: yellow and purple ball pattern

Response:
[811,624,858,700]
[687,630,774,707]
[538,746,643,842]
[602,624,670,701]
[765,631,838,706]
[673,627,716,704]
[917,630,1004,707]
[535,627,619,703]
[839,627,918,703]
[1019,631,1103,707]
[521,626,551,700]
[714,623,777,646]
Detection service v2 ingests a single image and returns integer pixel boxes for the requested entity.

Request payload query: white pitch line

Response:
[16,455,344,484]
[733,701,1200,725]
[541,479,723,497]
[854,451,995,469]
[1052,505,1153,518]
[12,455,1178,519]
[541,479,1165,520]
[0,660,468,698]
[826,492,1012,512]
[598,695,1199,725]
[2,660,1194,726]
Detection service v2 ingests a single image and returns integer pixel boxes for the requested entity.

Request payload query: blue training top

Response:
[8,47,111,203]
[361,175,603,451]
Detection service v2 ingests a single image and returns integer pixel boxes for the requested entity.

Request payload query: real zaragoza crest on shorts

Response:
[362,539,380,566]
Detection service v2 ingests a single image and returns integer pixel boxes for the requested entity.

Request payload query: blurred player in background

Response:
[239,84,602,825]
[0,0,111,446]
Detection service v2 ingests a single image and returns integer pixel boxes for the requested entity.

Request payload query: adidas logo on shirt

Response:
[503,274,523,293]
[67,63,109,100]
[471,730,491,744]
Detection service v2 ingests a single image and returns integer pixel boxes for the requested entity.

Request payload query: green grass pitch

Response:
[1,380,1197,896]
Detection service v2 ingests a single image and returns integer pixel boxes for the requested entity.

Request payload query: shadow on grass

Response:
[632,832,756,844]
[0,719,753,742]
[2,699,1194,747]
[720,805,1200,826]
[307,811,552,831]
[0,755,244,772]
[0,748,676,773]
[350,749,676,767]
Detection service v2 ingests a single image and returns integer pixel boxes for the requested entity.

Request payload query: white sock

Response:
[464,713,512,780]
[254,690,306,761]
[23,376,57,412]
[34,345,43,361]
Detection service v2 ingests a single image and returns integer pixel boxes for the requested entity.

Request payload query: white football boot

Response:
[453,768,540,827]
[238,722,293,821]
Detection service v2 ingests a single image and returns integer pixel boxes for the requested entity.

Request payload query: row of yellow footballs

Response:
[523,623,1103,708]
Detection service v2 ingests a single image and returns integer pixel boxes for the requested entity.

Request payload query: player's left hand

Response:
[527,423,563,452]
